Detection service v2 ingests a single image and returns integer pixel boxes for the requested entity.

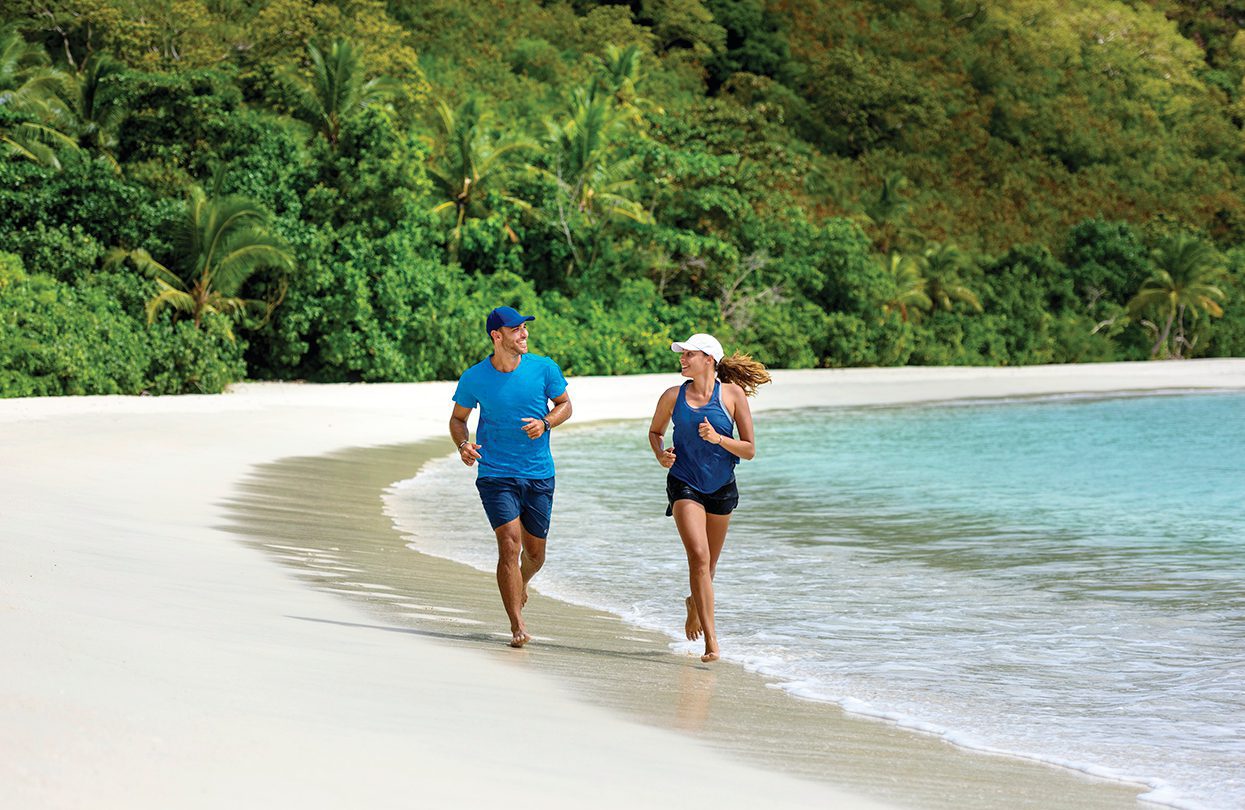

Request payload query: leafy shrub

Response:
[0,150,149,254]
[1063,219,1154,306]
[1,223,106,284]
[145,317,248,395]
[0,272,150,396]
[734,300,826,369]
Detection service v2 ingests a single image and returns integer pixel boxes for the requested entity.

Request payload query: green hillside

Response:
[2,0,1243,395]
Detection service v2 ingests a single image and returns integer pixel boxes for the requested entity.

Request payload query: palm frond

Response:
[211,230,295,294]
[200,195,270,276]
[145,285,196,323]
[1,132,59,167]
[109,185,293,333]
[105,247,185,289]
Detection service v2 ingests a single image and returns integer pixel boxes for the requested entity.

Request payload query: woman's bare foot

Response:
[701,635,719,662]
[509,627,531,648]
[684,595,702,640]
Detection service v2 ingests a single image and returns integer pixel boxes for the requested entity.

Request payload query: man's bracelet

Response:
[457,439,470,450]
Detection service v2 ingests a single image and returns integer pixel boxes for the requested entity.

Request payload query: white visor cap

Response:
[671,333,724,363]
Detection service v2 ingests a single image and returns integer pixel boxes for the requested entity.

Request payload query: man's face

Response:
[493,323,529,355]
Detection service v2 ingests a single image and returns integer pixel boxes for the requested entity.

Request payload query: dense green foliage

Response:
[1,0,1242,396]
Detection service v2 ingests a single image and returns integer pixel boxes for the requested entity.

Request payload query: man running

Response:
[449,306,572,647]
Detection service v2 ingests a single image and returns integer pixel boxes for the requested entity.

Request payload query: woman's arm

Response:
[698,384,756,460]
[648,387,679,468]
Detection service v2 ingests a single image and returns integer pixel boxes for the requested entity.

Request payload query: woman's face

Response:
[679,349,713,376]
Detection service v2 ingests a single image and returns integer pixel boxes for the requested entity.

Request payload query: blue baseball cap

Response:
[486,305,535,334]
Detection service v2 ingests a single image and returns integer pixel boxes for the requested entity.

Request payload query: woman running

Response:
[647,333,771,662]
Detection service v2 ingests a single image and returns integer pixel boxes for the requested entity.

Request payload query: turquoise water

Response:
[392,391,1245,809]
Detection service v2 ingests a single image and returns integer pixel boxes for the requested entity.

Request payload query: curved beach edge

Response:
[3,359,1243,809]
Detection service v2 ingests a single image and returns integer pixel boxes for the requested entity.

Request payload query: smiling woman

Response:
[647,332,771,662]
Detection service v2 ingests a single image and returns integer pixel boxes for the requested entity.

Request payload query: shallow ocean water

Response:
[390,391,1245,810]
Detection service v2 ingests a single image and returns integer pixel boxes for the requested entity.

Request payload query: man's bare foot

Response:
[509,628,531,648]
[684,595,702,640]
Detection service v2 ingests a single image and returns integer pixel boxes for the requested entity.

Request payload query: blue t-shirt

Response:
[453,353,568,479]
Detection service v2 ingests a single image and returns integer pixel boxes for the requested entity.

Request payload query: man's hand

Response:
[458,442,482,466]
[657,447,676,468]
[521,417,546,439]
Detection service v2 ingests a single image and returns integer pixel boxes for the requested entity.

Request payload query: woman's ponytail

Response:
[716,352,771,397]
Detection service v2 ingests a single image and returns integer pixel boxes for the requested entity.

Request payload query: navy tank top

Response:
[669,380,737,493]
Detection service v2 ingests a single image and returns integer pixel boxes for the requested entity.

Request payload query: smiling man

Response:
[449,306,572,647]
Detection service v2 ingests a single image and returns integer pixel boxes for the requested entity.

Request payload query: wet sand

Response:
[222,439,1143,809]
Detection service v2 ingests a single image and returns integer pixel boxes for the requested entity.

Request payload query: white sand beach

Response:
[4,359,1244,810]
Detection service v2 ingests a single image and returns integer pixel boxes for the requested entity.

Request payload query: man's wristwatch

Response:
[541,418,552,433]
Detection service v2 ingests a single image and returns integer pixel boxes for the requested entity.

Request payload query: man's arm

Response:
[521,391,572,439]
[450,403,482,466]
[547,391,571,428]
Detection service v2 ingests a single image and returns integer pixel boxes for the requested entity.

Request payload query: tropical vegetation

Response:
[1,0,1243,396]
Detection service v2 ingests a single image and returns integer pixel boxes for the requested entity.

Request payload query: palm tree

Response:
[62,53,126,171]
[284,38,400,147]
[544,88,651,273]
[547,89,650,221]
[921,242,982,313]
[1127,234,1226,359]
[424,96,536,250]
[864,171,916,252]
[0,27,78,169]
[592,44,657,121]
[881,251,931,322]
[105,186,295,337]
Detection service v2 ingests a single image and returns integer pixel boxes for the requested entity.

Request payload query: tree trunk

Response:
[1174,304,1187,359]
[1153,307,1175,358]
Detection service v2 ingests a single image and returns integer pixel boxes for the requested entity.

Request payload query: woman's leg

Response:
[684,510,732,642]
[705,511,731,580]
[673,499,719,662]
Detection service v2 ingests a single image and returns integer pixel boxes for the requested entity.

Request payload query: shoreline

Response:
[261,440,1145,809]
[4,360,1244,808]
[381,386,1243,809]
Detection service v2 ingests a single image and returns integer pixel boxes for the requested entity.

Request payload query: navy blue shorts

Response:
[475,476,555,538]
[666,473,738,517]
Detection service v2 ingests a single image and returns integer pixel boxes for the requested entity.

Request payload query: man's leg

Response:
[493,518,530,647]
[516,476,553,611]
[519,530,546,607]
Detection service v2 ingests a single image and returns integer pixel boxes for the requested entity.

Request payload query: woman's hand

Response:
[657,447,676,468]
[698,417,722,445]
